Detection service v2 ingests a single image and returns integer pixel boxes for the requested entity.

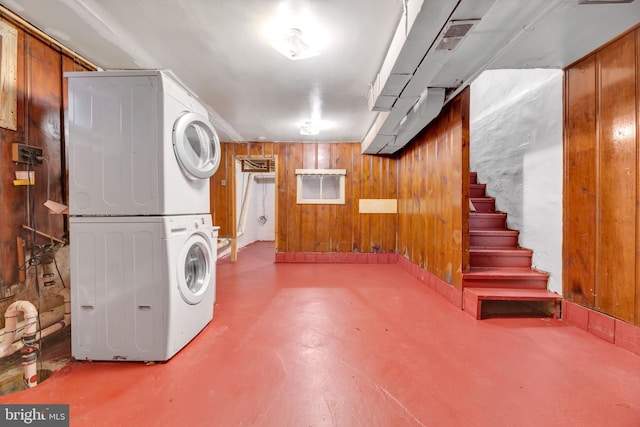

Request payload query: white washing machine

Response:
[66,70,221,216]
[70,214,218,361]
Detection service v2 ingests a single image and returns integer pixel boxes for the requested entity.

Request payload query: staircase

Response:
[463,172,561,319]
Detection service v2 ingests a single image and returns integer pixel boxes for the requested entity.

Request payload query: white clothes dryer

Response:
[70,214,218,361]
[66,70,221,216]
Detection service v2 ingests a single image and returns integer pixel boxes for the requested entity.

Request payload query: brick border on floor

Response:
[397,255,463,309]
[562,300,640,357]
[275,252,399,264]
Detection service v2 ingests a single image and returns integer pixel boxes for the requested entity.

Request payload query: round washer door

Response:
[177,233,212,305]
[173,112,221,180]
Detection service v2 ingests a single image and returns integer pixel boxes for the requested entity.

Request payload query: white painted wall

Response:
[217,161,275,259]
[470,69,563,293]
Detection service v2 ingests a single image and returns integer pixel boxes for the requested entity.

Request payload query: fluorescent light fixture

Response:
[271,28,320,60]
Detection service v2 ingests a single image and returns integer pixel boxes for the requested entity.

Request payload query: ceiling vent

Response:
[436,19,480,51]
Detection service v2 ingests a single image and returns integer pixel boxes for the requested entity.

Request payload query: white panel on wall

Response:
[470,69,563,293]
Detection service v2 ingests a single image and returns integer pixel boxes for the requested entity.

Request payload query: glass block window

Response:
[295,169,346,204]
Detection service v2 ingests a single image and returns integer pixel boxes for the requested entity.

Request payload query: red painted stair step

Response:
[470,197,495,212]
[469,212,507,229]
[470,184,486,198]
[469,229,519,248]
[470,248,533,268]
[463,287,561,320]
[470,172,477,184]
[462,267,549,289]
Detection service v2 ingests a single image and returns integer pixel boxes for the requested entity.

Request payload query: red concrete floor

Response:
[2,241,640,426]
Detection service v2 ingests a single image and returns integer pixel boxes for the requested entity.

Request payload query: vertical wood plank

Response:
[420,137,430,268]
[25,35,65,241]
[384,156,398,253]
[289,143,304,251]
[434,120,446,281]
[335,144,354,251]
[360,154,372,252]
[370,155,382,252]
[564,55,598,307]
[455,88,470,283]
[0,23,24,287]
[328,144,339,251]
[317,143,330,169]
[303,143,316,168]
[315,144,331,251]
[595,32,637,322]
[412,143,422,265]
[637,29,640,326]
[459,88,470,276]
[276,143,288,252]
[211,142,230,235]
[398,143,411,257]
[351,144,362,252]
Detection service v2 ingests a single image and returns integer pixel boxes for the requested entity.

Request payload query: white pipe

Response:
[0,306,63,343]
[217,172,254,251]
[3,315,70,356]
[58,288,71,326]
[0,288,70,345]
[217,238,231,250]
[0,301,38,388]
[0,301,37,357]
[0,289,71,389]
[238,173,254,237]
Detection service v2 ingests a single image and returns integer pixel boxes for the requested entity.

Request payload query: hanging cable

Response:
[38,156,54,245]
[52,253,66,288]
[24,155,43,384]
[258,179,268,225]
[38,156,56,287]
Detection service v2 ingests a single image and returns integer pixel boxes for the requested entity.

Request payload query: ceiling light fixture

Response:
[271,28,320,60]
[299,121,320,135]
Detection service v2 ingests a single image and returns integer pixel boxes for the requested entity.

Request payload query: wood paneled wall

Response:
[277,142,397,253]
[397,88,470,289]
[564,25,640,325]
[210,141,397,253]
[0,16,92,288]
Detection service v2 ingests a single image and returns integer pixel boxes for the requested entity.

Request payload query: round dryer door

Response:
[173,112,221,180]
[177,233,212,305]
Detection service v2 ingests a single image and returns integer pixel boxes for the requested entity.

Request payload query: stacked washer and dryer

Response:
[66,70,221,361]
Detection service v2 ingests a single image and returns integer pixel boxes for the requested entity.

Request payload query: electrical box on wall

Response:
[12,143,43,164]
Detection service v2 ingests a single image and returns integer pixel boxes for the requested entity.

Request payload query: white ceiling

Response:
[1,0,639,144]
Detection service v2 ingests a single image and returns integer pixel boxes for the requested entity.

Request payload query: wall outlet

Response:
[12,143,43,164]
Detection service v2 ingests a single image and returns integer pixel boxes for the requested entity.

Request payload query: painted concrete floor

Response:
[1,241,640,426]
